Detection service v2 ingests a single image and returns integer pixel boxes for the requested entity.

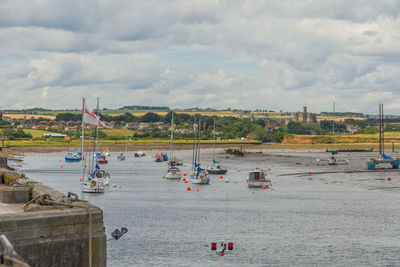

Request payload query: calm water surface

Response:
[11,150,400,266]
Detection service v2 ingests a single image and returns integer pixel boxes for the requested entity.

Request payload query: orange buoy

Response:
[388,177,391,181]
[308,171,311,174]
[187,187,191,191]
[196,189,199,192]
[262,185,266,190]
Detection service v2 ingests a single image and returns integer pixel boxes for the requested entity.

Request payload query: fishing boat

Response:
[163,113,182,179]
[247,168,272,188]
[316,101,349,166]
[80,98,105,194]
[191,116,210,185]
[366,104,400,169]
[65,150,82,162]
[207,117,228,174]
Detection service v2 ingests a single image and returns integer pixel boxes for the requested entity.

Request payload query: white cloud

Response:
[1,0,400,113]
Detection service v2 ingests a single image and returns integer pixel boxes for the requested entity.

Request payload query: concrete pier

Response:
[0,157,107,267]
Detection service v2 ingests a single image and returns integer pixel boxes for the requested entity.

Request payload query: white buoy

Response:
[237,169,241,172]
[225,178,229,183]
[112,184,116,187]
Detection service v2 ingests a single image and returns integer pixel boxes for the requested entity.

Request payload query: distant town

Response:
[1,104,400,143]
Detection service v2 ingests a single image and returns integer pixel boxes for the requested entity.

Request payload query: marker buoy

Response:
[308,171,311,174]
[85,165,87,168]
[177,179,180,182]
[184,173,187,176]
[112,184,116,187]
[219,176,223,179]
[118,186,122,189]
[388,177,391,181]
[234,181,238,184]
[184,180,188,183]
[262,185,267,190]
[61,165,64,168]
[196,189,199,192]
[187,187,191,191]
[80,178,82,182]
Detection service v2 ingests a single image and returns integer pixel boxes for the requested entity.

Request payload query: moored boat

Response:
[65,151,82,162]
[247,168,272,188]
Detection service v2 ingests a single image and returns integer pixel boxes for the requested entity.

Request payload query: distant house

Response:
[43,133,67,138]
[65,126,78,131]
[138,123,153,131]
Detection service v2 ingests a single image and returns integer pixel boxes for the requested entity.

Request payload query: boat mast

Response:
[81,98,85,180]
[382,103,385,154]
[95,97,99,154]
[379,104,382,155]
[170,112,174,162]
[213,117,216,163]
[198,117,201,165]
[192,116,197,171]
[332,101,335,150]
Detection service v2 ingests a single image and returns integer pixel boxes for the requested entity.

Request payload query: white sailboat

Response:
[191,116,210,184]
[117,136,127,161]
[316,101,349,165]
[164,112,182,179]
[81,98,104,193]
[207,117,228,174]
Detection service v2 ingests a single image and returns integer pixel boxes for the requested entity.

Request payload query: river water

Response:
[10,150,400,266]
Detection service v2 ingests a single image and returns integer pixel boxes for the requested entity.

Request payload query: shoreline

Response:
[0,142,389,154]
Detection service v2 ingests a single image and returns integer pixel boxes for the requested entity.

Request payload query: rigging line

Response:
[224,192,229,243]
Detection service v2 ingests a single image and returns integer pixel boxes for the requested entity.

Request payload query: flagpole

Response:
[81,98,85,182]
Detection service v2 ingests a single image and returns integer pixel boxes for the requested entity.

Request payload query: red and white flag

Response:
[82,102,100,125]
[82,101,108,127]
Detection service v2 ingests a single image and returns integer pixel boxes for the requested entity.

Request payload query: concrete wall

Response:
[1,208,106,267]
[0,158,107,267]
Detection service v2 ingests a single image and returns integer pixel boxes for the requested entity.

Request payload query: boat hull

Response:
[207,168,227,174]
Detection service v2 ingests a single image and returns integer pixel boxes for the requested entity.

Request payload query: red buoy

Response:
[118,186,122,189]
[184,180,188,183]
[61,165,64,168]
[196,189,199,192]
[219,176,223,179]
[184,173,187,176]
[388,177,391,181]
[187,187,191,191]
[177,179,180,182]
[80,178,82,182]
[308,171,311,174]
[262,185,266,189]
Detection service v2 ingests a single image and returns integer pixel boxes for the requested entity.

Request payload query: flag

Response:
[98,119,108,128]
[82,102,99,125]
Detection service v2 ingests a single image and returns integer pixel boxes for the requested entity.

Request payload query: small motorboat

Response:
[247,168,272,188]
[207,160,228,174]
[163,165,182,179]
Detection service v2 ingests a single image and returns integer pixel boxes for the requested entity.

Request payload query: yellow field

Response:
[4,114,56,120]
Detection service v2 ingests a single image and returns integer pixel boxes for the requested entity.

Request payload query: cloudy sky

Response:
[1,0,400,113]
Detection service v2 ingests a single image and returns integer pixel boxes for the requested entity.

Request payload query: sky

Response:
[1,0,400,114]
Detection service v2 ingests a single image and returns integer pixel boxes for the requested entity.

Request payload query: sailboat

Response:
[81,98,104,193]
[316,101,349,165]
[366,103,400,169]
[207,117,228,174]
[117,136,127,161]
[191,116,210,184]
[163,112,182,179]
